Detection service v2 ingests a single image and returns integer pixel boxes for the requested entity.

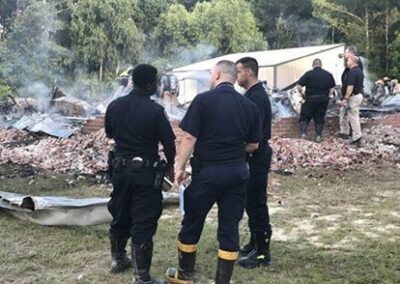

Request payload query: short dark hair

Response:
[131,64,158,88]
[346,46,358,56]
[313,58,322,67]
[216,60,237,79]
[236,57,259,77]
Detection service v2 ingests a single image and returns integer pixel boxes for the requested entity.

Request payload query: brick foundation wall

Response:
[81,113,400,138]
[81,115,105,135]
[272,113,400,137]
[271,116,340,138]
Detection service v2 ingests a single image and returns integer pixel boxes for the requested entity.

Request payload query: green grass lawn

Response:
[0,166,399,284]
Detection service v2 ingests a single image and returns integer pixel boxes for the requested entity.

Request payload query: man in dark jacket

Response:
[166,60,260,284]
[235,57,274,269]
[105,64,176,284]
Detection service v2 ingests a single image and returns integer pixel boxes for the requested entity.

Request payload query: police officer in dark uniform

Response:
[297,59,336,142]
[235,57,273,268]
[105,64,176,284]
[166,60,260,284]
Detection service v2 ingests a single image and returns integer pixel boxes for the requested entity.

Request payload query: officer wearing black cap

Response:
[166,60,261,284]
[105,64,176,284]
[236,57,273,269]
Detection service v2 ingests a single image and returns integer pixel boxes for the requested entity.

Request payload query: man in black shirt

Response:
[340,46,363,96]
[235,57,273,269]
[105,64,176,284]
[339,55,364,144]
[166,60,260,284]
[296,59,336,142]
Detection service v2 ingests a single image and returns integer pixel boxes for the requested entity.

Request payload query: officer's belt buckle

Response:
[131,157,144,168]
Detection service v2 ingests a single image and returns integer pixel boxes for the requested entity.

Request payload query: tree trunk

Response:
[365,4,370,58]
[385,0,389,73]
[99,59,103,81]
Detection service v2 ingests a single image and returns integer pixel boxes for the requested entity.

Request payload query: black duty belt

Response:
[113,157,157,169]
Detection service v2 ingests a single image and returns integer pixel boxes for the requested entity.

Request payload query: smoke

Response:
[286,15,330,47]
[17,82,51,112]
[141,42,217,71]
[360,57,374,96]
[171,43,218,68]
[0,1,120,117]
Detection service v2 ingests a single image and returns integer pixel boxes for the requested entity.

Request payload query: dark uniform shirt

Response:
[341,57,363,95]
[342,66,364,96]
[244,82,272,176]
[298,67,336,97]
[179,82,260,163]
[105,90,176,159]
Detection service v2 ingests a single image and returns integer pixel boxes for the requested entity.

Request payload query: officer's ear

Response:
[146,82,158,94]
[214,70,221,81]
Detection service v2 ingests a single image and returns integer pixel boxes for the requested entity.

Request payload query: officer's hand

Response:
[175,169,188,185]
[341,99,348,107]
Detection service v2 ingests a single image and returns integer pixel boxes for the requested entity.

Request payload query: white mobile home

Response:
[173,44,345,103]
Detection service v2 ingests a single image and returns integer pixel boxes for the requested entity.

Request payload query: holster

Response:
[107,149,116,179]
[154,160,168,189]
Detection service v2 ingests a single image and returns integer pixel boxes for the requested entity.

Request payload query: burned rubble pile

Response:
[1,125,399,176]
[271,125,400,173]
[0,85,105,138]
[0,128,112,174]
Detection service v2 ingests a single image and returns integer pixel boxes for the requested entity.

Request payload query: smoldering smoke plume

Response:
[141,43,217,71]
[1,1,117,113]
[286,15,330,47]
[170,43,218,68]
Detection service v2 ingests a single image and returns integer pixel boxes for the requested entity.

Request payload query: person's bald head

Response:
[312,58,322,68]
[210,60,237,88]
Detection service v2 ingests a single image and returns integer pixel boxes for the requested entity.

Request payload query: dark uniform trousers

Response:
[178,160,249,253]
[108,166,162,245]
[246,144,273,235]
[299,95,329,124]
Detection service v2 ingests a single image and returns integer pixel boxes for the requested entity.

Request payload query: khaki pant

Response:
[162,91,178,114]
[339,94,363,141]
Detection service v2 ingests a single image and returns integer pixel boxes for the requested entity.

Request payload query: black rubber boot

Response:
[166,247,196,284]
[110,234,132,273]
[238,231,272,269]
[239,232,255,257]
[131,243,166,284]
[299,121,308,138]
[315,124,324,142]
[215,258,235,284]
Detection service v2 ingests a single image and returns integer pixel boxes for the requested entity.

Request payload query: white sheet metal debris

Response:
[12,113,77,138]
[0,191,111,226]
[0,191,179,226]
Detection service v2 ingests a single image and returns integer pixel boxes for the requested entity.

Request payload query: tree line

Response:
[0,0,399,98]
